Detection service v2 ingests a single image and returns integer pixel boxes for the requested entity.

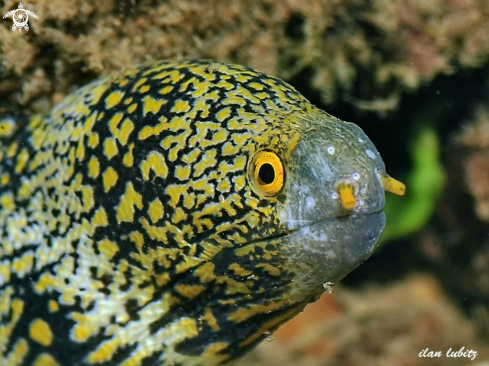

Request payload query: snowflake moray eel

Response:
[0,60,405,366]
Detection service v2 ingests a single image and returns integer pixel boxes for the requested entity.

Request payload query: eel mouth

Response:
[264,210,387,292]
[244,169,404,251]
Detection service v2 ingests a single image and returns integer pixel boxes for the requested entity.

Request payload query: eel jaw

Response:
[281,210,386,303]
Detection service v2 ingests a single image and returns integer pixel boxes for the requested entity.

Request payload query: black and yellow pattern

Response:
[0,60,404,366]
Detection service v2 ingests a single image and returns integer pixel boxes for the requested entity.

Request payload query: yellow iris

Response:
[250,150,284,196]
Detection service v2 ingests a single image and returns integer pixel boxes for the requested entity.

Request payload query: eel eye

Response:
[250,150,284,196]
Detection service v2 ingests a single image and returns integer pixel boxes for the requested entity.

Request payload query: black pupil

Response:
[258,163,275,184]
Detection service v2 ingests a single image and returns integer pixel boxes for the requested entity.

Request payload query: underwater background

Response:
[1,0,488,364]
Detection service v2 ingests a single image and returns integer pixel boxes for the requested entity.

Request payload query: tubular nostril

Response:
[379,171,406,196]
[336,181,356,210]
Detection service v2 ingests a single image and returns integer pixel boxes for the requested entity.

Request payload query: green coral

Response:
[380,123,444,244]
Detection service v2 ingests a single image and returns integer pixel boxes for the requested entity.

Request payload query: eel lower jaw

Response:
[278,210,386,299]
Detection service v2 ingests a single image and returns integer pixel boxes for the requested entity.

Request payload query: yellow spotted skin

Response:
[0,60,394,365]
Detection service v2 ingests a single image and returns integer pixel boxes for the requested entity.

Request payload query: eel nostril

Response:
[336,181,357,210]
[379,171,406,196]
